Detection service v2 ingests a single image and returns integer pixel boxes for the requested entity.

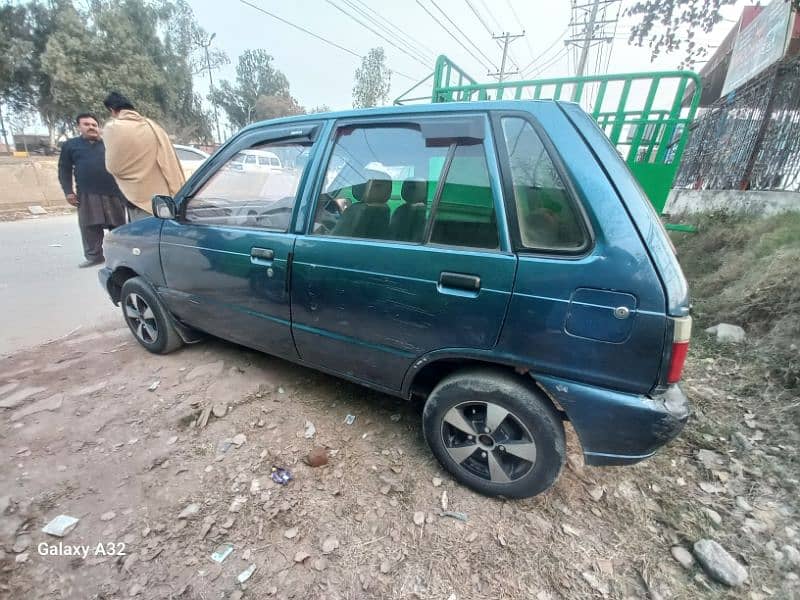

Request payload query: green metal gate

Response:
[395,55,702,214]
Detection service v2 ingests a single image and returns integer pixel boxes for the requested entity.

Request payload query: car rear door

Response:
[289,113,517,391]
[159,122,322,358]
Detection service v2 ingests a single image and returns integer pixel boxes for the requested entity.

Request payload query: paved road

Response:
[0,215,120,355]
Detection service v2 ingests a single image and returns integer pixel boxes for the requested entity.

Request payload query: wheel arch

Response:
[403,351,566,418]
[107,266,139,304]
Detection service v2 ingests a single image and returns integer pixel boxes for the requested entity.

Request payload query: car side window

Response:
[501,117,587,251]
[312,125,446,242]
[184,141,311,230]
[312,122,498,249]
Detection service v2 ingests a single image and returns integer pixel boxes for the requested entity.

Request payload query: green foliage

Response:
[254,94,304,122]
[626,0,737,67]
[16,0,216,144]
[352,47,391,109]
[211,49,293,129]
[0,2,35,110]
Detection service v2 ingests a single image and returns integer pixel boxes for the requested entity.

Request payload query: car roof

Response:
[238,100,564,134]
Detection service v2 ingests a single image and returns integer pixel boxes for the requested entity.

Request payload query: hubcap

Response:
[440,401,537,484]
[124,293,158,344]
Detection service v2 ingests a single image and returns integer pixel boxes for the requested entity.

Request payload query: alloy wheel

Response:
[124,293,159,344]
[440,401,537,484]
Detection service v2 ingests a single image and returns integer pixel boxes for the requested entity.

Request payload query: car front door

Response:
[159,123,321,358]
[290,114,517,391]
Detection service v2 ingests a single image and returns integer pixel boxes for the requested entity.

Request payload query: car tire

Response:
[120,277,183,355]
[422,368,565,498]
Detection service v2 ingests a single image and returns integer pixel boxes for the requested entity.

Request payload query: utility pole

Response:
[574,0,600,78]
[565,0,620,99]
[0,104,9,154]
[487,32,525,82]
[197,32,222,144]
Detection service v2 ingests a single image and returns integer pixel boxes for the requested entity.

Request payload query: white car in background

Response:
[230,149,283,172]
[174,144,210,178]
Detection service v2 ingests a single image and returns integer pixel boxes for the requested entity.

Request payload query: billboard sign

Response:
[722,0,794,95]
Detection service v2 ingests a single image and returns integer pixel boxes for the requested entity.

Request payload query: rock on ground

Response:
[693,539,748,587]
[705,323,746,344]
[10,393,63,421]
[671,545,695,569]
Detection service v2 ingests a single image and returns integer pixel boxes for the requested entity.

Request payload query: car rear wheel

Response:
[422,368,565,498]
[120,277,183,355]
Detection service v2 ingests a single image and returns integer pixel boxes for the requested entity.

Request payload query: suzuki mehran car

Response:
[99,101,691,498]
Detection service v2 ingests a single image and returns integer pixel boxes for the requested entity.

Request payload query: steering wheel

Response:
[318,192,343,216]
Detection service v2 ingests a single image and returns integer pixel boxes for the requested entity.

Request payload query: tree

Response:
[0,2,35,150]
[352,47,391,108]
[308,105,332,114]
[211,50,291,129]
[626,0,800,67]
[25,0,213,145]
[254,95,304,121]
[38,2,109,142]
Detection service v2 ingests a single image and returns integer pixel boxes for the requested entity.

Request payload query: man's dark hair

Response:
[76,113,98,125]
[103,91,135,112]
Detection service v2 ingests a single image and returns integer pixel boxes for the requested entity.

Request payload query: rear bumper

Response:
[535,375,689,466]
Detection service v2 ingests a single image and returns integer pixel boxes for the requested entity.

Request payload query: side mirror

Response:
[152,195,176,219]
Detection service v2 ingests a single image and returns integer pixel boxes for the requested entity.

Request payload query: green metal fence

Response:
[395,55,703,214]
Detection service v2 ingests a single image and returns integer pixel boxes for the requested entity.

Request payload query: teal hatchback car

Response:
[99,101,691,498]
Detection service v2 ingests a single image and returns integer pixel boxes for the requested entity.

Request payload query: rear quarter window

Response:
[501,116,588,253]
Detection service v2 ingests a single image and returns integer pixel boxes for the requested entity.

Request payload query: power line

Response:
[465,0,494,36]
[239,0,359,58]
[415,0,492,71]
[520,27,568,76]
[338,0,435,64]
[326,0,432,69]
[429,0,498,70]
[478,0,502,31]
[238,0,419,81]
[528,47,568,79]
[345,0,437,58]
[463,0,521,70]
[504,0,535,60]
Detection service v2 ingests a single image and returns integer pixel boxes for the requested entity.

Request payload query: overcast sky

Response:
[189,0,751,124]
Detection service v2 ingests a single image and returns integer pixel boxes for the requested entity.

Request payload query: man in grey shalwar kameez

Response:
[58,113,127,268]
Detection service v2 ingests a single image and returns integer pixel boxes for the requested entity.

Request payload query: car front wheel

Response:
[120,277,183,355]
[422,368,566,498]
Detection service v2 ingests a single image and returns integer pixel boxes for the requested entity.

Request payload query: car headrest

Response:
[351,168,390,203]
[361,178,391,204]
[401,178,427,204]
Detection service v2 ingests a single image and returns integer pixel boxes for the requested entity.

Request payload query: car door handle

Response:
[251,247,274,263]
[439,272,481,292]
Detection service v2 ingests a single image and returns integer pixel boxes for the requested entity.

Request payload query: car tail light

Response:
[666,316,692,384]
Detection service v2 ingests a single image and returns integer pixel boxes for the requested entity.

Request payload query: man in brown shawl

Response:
[102,92,185,221]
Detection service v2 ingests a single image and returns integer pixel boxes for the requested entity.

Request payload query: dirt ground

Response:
[0,318,797,600]
[1,212,799,600]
